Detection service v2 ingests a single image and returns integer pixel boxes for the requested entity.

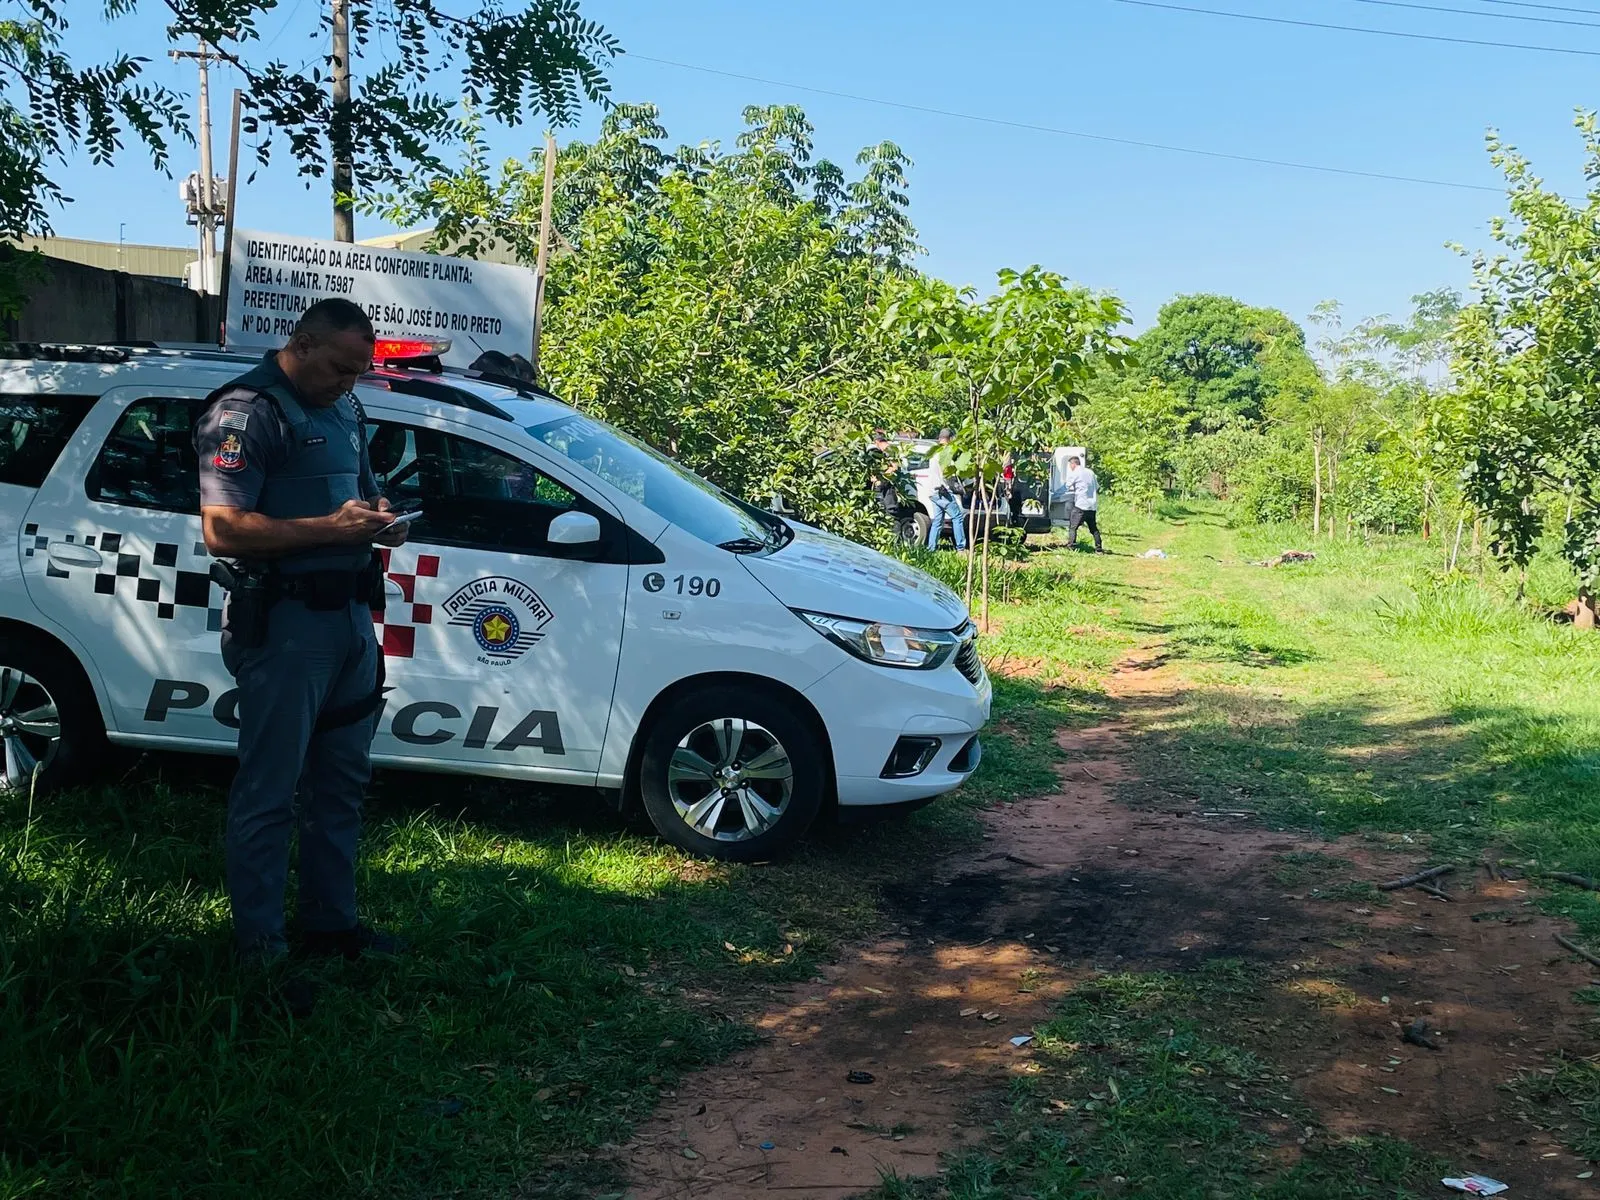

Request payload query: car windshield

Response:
[525,412,787,551]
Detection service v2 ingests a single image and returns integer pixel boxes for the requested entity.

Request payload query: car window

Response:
[0,396,95,489]
[87,399,201,513]
[367,421,590,555]
[525,412,780,550]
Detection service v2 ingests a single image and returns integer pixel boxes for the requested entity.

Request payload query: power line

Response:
[1477,0,1600,15]
[1114,0,1600,55]
[629,53,1507,195]
[1349,0,1600,27]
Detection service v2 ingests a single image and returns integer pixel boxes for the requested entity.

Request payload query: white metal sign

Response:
[224,228,536,368]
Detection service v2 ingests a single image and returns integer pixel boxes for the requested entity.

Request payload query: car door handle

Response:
[46,542,104,570]
[384,578,404,599]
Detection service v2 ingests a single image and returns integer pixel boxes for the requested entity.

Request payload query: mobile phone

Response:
[385,508,424,527]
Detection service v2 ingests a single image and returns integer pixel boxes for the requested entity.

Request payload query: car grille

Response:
[954,625,984,686]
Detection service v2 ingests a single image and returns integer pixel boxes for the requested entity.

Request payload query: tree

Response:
[443,105,936,549]
[1135,294,1312,431]
[886,267,1129,623]
[0,0,615,286]
[173,0,617,237]
[0,2,190,312]
[1452,111,1600,622]
[1069,373,1185,510]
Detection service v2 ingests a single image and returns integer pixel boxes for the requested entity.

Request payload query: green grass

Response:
[8,501,1599,1196]
[1073,503,1600,900]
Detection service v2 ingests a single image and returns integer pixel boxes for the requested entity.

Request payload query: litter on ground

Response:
[1138,548,1168,559]
[1442,1175,1508,1195]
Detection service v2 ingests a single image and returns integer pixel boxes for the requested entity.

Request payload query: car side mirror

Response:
[548,510,602,547]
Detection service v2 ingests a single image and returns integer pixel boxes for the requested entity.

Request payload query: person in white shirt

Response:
[925,427,967,551]
[1063,455,1102,552]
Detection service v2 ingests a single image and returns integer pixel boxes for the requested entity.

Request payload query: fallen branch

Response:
[1546,872,1600,891]
[1416,883,1452,902]
[1556,934,1600,971]
[1378,865,1454,892]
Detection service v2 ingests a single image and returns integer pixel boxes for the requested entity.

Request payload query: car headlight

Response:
[798,612,961,670]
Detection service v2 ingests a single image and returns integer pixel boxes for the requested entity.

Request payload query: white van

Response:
[0,344,989,860]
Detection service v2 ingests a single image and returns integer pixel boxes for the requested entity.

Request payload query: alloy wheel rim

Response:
[0,666,60,791]
[667,718,794,842]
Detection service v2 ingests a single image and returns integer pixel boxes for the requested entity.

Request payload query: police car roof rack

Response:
[380,376,514,422]
[0,341,134,363]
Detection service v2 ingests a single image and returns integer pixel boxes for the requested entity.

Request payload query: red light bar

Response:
[373,336,452,362]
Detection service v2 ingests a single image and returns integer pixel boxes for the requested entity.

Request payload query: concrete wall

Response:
[3,251,222,345]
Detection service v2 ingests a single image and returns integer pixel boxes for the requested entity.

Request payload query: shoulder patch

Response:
[218,409,250,431]
[214,433,246,473]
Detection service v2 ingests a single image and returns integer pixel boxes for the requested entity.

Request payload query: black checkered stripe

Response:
[25,523,222,628]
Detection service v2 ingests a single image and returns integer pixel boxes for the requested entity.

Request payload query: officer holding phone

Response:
[194,299,410,993]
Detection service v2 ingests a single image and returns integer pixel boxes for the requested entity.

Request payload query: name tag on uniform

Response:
[303,436,327,447]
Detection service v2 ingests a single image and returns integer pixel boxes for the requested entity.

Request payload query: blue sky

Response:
[49,0,1600,331]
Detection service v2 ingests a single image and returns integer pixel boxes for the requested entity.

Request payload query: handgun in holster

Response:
[210,559,276,650]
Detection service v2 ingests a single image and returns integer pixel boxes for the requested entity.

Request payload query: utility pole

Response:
[217,88,244,346]
[172,39,224,291]
[331,0,354,242]
[530,131,557,378]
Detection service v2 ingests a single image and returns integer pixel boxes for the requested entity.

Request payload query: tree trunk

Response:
[978,474,994,630]
[961,401,980,611]
[1326,451,1338,539]
[1311,430,1322,540]
[1448,515,1464,573]
[1422,479,1433,540]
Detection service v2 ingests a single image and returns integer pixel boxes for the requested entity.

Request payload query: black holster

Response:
[360,550,386,615]
[211,560,276,650]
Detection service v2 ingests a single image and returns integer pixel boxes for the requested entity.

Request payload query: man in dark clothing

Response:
[194,299,408,970]
[869,429,903,518]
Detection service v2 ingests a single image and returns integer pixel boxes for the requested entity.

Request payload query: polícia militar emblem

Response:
[214,433,245,472]
[442,576,554,668]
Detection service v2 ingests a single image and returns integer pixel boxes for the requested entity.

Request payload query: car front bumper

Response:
[803,649,991,808]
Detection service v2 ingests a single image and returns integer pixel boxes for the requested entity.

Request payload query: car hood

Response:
[740,524,970,629]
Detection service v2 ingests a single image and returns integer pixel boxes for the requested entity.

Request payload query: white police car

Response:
[0,343,989,860]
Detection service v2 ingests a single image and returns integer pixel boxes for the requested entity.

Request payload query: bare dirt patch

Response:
[621,652,1600,1198]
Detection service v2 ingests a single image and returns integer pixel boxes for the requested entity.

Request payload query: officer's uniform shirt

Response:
[194,351,380,574]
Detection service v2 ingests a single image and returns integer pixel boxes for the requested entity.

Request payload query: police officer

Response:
[194,298,408,969]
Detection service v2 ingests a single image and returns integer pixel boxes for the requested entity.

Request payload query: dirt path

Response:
[621,650,1599,1198]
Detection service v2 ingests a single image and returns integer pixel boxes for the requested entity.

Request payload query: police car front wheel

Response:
[0,638,105,796]
[639,686,824,862]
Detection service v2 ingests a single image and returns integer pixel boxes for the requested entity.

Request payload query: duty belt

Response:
[276,569,368,609]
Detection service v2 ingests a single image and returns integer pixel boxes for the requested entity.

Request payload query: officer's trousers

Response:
[1068,505,1102,551]
[224,598,379,957]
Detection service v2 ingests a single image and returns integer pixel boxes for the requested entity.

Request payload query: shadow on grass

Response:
[1120,615,1321,669]
[1101,658,1600,913]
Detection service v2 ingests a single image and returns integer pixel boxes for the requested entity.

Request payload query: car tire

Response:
[896,511,930,547]
[0,634,106,797]
[638,685,826,862]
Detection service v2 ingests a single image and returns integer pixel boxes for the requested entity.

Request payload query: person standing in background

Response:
[1063,454,1102,552]
[925,427,966,551]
